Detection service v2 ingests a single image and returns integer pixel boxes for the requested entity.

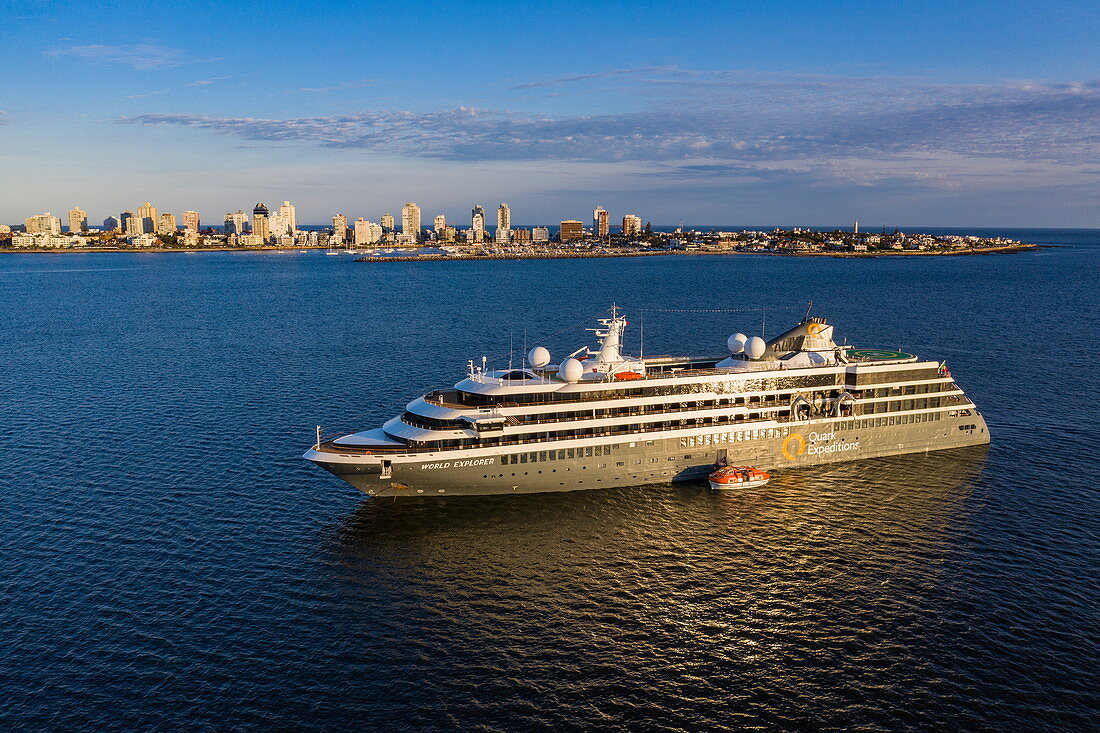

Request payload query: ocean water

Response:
[1,228,1097,730]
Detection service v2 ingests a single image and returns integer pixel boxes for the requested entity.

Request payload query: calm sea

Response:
[1,228,1097,730]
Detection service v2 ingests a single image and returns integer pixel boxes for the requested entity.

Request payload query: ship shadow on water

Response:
[327,446,989,569]
[313,447,994,729]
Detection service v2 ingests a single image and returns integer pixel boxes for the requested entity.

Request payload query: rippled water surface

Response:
[2,229,1098,730]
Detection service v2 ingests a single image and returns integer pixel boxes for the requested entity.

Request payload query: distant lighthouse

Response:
[853,220,859,234]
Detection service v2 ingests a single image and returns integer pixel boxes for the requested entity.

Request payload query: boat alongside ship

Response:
[708,465,770,490]
[304,309,990,497]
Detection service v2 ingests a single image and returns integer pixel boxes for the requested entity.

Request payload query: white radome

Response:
[745,336,767,359]
[527,346,551,368]
[727,333,747,354]
[559,358,584,382]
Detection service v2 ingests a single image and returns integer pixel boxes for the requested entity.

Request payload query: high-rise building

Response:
[158,213,177,234]
[401,202,421,240]
[103,216,120,232]
[67,207,87,234]
[381,213,395,231]
[183,211,200,232]
[124,214,142,236]
[269,212,288,238]
[471,205,485,243]
[278,201,297,235]
[252,215,270,241]
[224,210,248,235]
[25,213,62,234]
[496,203,511,244]
[137,202,158,234]
[560,220,584,241]
[622,214,642,237]
[433,214,446,234]
[512,228,531,244]
[354,218,383,245]
[252,203,270,241]
[441,226,456,243]
[593,206,609,237]
[532,226,550,243]
[332,214,348,244]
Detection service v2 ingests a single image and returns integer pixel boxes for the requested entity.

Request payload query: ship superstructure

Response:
[304,310,989,497]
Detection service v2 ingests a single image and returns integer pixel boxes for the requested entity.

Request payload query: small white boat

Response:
[708,465,770,490]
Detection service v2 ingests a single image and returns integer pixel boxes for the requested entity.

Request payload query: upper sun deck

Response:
[422,312,926,409]
[421,350,923,411]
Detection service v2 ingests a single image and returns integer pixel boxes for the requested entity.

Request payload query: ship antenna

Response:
[508,332,513,371]
[803,300,814,322]
[640,312,645,360]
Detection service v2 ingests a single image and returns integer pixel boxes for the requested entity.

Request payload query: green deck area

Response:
[844,348,915,361]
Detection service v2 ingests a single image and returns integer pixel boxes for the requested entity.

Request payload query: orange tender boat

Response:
[708,465,770,490]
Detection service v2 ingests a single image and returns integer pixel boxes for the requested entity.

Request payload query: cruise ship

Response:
[304,309,989,497]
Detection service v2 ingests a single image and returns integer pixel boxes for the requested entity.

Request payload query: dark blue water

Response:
[2,229,1098,730]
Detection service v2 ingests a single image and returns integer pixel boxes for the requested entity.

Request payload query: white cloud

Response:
[46,44,195,70]
[119,78,1100,167]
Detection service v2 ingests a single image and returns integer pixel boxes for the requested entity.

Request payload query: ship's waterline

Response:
[305,310,988,497]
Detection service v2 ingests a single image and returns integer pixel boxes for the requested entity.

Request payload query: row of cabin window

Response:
[680,427,791,447]
[844,412,941,429]
[502,444,616,465]
[863,397,943,414]
[404,409,949,452]
[406,385,950,432]
[406,402,948,451]
[854,382,952,398]
[406,412,782,451]
[682,412,945,445]
[503,393,799,426]
[455,374,841,407]
[849,368,942,386]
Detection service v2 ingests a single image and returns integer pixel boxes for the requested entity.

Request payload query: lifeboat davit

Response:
[708,465,770,490]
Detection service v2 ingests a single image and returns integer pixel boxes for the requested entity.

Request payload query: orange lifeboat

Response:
[614,371,643,381]
[708,465,770,490]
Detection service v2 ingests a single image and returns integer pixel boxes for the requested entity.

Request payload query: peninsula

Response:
[4,201,1035,258]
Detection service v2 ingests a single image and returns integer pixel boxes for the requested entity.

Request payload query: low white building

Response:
[12,233,88,248]
[128,234,159,247]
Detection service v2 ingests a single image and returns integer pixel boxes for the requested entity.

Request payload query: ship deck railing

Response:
[423,358,918,409]
[316,391,968,457]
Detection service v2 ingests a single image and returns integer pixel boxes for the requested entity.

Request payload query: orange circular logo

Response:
[782,433,807,460]
[807,322,824,336]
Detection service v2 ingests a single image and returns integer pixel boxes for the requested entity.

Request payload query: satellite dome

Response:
[560,358,584,382]
[527,346,550,368]
[727,332,747,354]
[745,336,766,359]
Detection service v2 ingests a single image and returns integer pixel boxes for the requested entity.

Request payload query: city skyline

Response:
[1,0,1098,227]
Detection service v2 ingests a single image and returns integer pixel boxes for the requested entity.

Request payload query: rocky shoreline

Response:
[354,243,1040,263]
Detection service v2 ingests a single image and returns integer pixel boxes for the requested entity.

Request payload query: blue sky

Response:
[2,0,1098,227]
